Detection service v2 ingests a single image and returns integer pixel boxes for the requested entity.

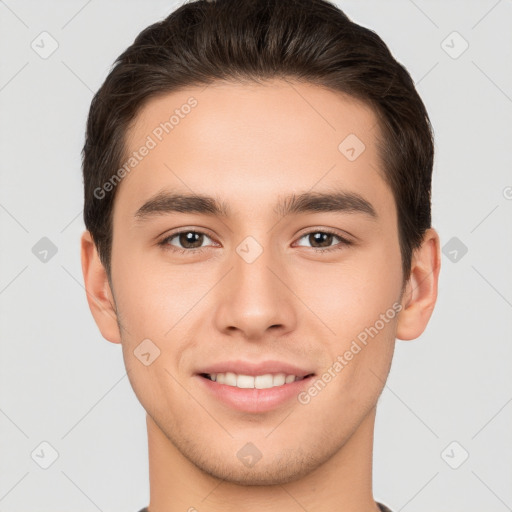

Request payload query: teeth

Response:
[207,372,301,389]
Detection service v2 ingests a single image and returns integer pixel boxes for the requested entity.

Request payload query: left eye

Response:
[294,230,351,251]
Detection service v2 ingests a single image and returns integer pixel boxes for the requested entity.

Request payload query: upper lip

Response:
[196,360,315,378]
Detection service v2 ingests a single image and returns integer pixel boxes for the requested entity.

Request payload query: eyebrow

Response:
[134,189,378,222]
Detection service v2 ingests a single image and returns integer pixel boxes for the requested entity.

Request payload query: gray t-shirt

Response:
[137,502,393,511]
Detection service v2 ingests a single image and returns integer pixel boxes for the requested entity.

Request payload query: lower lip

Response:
[195,374,315,413]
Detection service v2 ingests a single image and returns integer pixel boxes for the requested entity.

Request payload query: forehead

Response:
[116,79,391,221]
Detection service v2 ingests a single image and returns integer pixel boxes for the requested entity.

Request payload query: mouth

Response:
[196,371,316,413]
[194,359,316,413]
[198,372,315,389]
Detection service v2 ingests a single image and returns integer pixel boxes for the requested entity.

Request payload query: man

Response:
[80,0,441,510]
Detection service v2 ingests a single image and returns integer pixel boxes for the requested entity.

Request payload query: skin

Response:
[81,79,441,512]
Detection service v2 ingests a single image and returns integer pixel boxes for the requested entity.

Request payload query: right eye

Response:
[158,230,218,254]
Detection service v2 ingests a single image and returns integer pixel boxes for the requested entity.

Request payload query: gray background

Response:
[0,0,511,511]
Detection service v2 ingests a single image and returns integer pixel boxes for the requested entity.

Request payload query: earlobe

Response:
[80,230,122,344]
[396,228,441,341]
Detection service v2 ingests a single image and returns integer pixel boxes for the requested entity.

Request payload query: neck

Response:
[145,406,381,512]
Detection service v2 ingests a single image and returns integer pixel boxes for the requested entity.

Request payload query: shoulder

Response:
[137,504,391,512]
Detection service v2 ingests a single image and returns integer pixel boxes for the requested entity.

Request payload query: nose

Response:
[212,240,298,341]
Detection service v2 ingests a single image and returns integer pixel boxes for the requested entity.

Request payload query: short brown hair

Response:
[82,0,434,285]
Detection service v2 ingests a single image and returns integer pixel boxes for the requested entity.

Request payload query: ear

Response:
[396,228,441,341]
[80,230,121,344]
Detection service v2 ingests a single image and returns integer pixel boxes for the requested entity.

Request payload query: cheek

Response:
[111,246,204,336]
[291,241,401,397]
[294,247,402,338]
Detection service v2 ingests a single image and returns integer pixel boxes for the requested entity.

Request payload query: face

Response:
[95,80,408,484]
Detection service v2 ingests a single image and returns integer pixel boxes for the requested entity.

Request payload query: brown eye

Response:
[308,232,335,248]
[159,230,215,253]
[295,230,352,253]
[176,231,205,249]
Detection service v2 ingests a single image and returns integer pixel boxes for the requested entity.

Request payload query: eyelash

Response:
[157,228,353,255]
